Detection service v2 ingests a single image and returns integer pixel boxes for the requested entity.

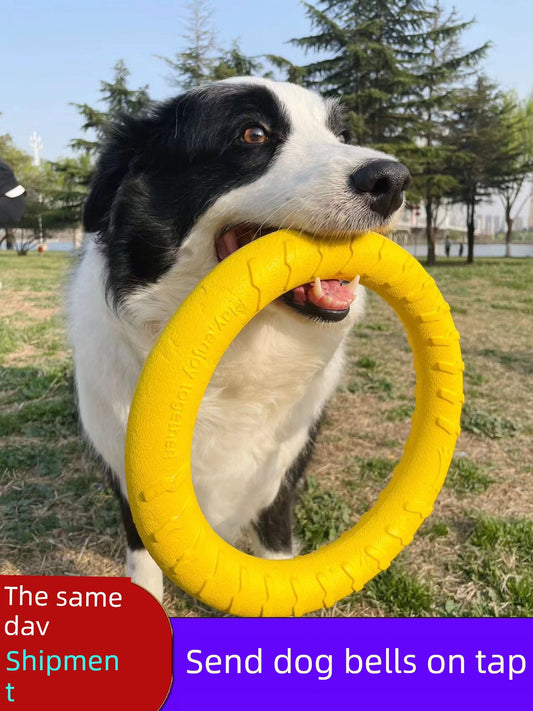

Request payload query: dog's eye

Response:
[241,126,269,145]
[338,130,351,144]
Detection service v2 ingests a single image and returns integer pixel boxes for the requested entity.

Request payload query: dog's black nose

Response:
[350,160,411,217]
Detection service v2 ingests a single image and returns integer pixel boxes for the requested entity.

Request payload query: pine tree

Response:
[286,0,434,146]
[401,2,489,265]
[64,61,150,236]
[158,0,217,89]
[70,59,150,156]
[212,41,267,81]
[266,55,308,85]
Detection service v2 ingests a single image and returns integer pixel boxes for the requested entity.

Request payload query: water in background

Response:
[404,241,533,258]
[3,239,533,258]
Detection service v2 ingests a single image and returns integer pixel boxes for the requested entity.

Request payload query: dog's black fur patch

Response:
[103,463,144,551]
[252,419,322,554]
[118,494,144,552]
[83,83,291,305]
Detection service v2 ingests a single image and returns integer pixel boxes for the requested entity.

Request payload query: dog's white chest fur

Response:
[192,305,355,541]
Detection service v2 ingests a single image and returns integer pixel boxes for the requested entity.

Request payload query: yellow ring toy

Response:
[126,230,463,617]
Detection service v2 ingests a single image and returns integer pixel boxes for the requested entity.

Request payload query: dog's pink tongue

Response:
[293,277,359,311]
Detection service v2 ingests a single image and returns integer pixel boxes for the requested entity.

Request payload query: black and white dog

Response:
[69,77,409,602]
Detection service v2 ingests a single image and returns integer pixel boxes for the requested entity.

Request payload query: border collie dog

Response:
[69,77,409,602]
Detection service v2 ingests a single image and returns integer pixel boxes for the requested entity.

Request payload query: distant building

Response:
[397,198,530,236]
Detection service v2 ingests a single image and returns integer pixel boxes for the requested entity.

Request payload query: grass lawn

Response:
[1,249,532,617]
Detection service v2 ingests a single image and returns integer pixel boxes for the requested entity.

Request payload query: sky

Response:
[2,0,533,219]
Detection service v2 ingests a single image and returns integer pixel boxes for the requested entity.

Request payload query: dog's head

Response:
[85,77,409,323]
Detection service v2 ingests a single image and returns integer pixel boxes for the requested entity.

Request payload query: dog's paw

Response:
[127,548,164,603]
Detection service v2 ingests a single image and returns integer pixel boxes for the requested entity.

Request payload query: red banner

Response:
[0,576,172,710]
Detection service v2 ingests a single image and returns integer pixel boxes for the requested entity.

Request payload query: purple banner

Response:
[164,618,532,710]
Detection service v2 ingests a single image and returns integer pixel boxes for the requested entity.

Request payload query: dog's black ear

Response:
[83,115,151,233]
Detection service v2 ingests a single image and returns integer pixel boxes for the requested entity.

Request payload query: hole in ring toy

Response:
[126,230,463,617]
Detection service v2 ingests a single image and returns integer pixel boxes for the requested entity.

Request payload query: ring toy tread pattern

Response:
[126,230,464,617]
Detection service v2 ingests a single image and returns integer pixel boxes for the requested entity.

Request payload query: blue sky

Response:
[2,0,532,161]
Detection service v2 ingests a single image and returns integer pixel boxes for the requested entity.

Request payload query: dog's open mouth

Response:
[215,223,359,322]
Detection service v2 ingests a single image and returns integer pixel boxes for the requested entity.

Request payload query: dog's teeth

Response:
[348,275,360,295]
[313,277,324,299]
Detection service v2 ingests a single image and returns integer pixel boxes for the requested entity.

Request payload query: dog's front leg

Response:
[251,422,320,559]
[117,493,165,602]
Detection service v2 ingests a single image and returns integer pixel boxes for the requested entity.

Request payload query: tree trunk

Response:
[505,205,513,258]
[425,201,436,266]
[5,228,15,250]
[467,202,475,264]
[73,223,83,250]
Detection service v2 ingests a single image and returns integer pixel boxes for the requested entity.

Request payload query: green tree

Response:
[70,59,150,156]
[489,92,533,256]
[47,155,93,232]
[401,2,489,265]
[212,41,266,80]
[265,55,308,85]
[446,77,508,263]
[15,160,57,254]
[285,0,434,146]
[158,0,217,89]
[63,60,150,238]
